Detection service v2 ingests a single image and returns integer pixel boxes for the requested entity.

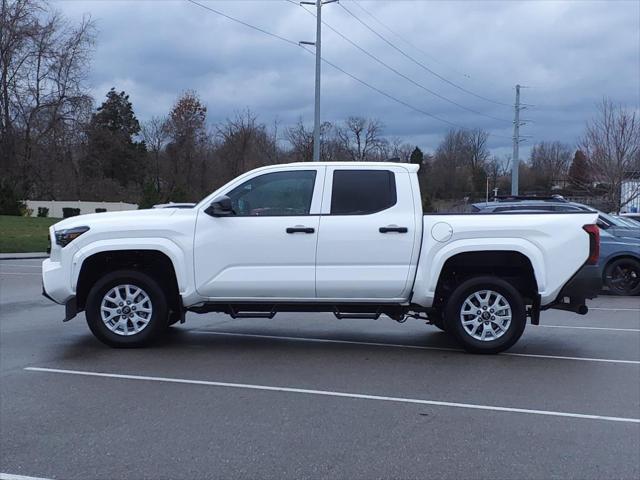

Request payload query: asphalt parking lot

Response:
[1,258,639,480]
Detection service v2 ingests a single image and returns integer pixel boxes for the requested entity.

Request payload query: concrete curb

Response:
[0,253,48,260]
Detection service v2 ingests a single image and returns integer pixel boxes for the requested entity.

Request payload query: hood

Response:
[606,227,640,240]
[52,208,178,230]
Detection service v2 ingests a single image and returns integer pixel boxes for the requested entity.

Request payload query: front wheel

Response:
[444,276,526,354]
[85,270,169,347]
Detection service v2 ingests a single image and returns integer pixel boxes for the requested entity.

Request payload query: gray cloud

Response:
[58,0,640,156]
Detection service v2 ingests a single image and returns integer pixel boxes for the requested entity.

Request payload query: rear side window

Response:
[330,170,397,215]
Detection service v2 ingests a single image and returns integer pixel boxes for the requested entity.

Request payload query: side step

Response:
[228,305,276,319]
[333,307,381,320]
[187,302,407,321]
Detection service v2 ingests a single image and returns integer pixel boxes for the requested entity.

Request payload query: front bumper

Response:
[544,264,601,314]
[42,282,78,322]
[42,258,74,304]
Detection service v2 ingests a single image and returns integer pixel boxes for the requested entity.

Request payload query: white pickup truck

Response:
[42,162,602,353]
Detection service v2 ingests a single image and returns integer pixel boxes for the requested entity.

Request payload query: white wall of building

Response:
[621,181,640,213]
[23,200,138,218]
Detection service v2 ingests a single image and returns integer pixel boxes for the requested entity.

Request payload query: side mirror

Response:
[205,195,234,217]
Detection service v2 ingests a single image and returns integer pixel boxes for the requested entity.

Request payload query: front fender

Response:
[71,238,192,295]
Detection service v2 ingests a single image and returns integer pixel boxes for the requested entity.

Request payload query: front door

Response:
[194,166,324,300]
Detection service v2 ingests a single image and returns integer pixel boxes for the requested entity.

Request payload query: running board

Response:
[228,305,276,319]
[187,302,407,321]
[333,308,381,320]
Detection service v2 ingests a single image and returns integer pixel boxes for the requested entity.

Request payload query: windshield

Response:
[615,216,640,228]
[599,212,633,227]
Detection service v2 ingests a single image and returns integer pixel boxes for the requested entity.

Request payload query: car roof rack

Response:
[493,194,568,203]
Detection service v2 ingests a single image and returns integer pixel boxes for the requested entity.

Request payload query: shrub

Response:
[0,182,25,215]
[95,208,107,213]
[138,182,163,209]
[37,207,49,218]
[62,207,81,218]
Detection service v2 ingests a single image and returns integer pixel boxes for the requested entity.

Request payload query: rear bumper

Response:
[544,264,601,314]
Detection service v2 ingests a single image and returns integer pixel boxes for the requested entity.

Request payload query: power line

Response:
[298,45,460,129]
[339,2,512,107]
[185,0,299,47]
[350,0,473,81]
[185,0,512,139]
[291,0,510,123]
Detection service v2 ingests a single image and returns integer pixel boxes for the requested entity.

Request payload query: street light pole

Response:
[300,0,337,162]
[511,84,521,195]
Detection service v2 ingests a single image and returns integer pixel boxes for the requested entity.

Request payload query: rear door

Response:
[315,166,417,300]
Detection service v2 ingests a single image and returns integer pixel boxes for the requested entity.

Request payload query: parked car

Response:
[598,212,640,239]
[599,230,640,296]
[473,197,640,239]
[620,212,640,224]
[42,162,601,354]
[152,202,196,209]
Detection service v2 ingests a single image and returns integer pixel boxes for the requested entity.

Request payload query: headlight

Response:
[55,226,90,247]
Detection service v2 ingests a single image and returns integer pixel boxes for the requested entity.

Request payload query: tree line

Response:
[2,0,638,214]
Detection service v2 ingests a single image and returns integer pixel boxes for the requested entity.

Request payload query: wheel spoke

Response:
[100,284,152,337]
[460,289,511,342]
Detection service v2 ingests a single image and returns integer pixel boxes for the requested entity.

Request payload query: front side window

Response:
[227,170,316,216]
[330,170,397,215]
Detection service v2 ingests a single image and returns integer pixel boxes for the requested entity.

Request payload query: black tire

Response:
[604,258,640,296]
[85,269,169,347]
[444,276,526,354]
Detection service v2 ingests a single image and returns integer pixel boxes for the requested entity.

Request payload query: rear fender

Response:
[412,238,544,307]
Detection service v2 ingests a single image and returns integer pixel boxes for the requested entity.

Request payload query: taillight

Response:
[583,224,600,265]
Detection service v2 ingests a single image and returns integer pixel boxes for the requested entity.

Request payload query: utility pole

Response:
[300,0,338,162]
[511,84,521,195]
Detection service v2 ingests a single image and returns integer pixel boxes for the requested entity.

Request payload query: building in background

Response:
[23,200,138,218]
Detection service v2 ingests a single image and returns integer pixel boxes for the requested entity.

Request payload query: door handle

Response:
[286,226,315,234]
[379,226,408,233]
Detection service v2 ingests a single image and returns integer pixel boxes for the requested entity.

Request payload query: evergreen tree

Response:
[84,88,147,187]
[568,149,591,189]
[410,146,424,165]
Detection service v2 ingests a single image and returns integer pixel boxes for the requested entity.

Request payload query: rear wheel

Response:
[604,258,640,296]
[85,270,169,347]
[444,276,526,354]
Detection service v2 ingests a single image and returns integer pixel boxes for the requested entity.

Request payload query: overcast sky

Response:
[56,0,640,157]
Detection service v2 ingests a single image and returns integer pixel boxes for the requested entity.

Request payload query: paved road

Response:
[1,259,639,480]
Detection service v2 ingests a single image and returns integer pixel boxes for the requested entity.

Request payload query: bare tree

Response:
[285,118,313,163]
[165,90,208,199]
[335,116,385,161]
[0,0,95,200]
[581,99,640,212]
[386,137,413,162]
[529,141,572,190]
[141,116,169,193]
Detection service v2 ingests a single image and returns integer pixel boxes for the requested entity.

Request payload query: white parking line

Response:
[0,272,41,276]
[24,367,640,424]
[0,473,52,480]
[0,264,42,268]
[193,330,640,365]
[535,324,640,332]
[590,307,640,312]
